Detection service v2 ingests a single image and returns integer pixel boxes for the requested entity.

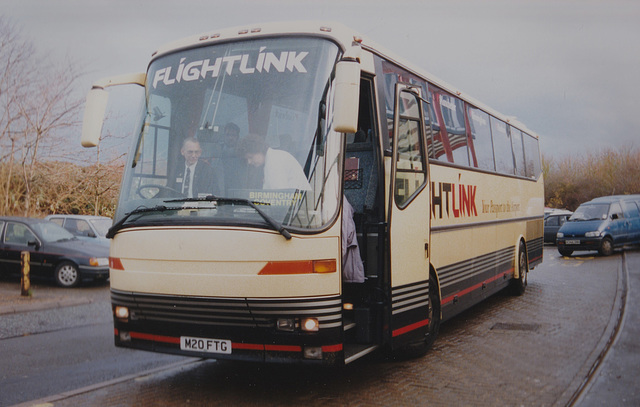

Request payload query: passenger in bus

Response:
[238,135,311,191]
[171,137,223,198]
[342,197,365,283]
[219,123,247,189]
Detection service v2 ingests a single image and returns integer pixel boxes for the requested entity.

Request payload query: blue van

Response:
[556,195,640,256]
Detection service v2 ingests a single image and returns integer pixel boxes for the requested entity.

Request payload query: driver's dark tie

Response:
[183,167,191,196]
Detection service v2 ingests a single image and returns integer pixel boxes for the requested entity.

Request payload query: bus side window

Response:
[491,117,514,175]
[467,106,495,171]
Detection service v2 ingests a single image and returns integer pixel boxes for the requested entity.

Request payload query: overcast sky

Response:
[2,0,639,159]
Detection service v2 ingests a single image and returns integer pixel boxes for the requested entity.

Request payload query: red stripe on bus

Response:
[441,268,514,305]
[232,342,264,350]
[265,344,302,352]
[322,344,343,353]
[392,319,430,337]
[130,331,180,344]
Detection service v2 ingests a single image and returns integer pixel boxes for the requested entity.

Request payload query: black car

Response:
[543,210,572,244]
[0,217,109,287]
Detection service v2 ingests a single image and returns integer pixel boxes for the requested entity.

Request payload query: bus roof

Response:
[150,21,538,139]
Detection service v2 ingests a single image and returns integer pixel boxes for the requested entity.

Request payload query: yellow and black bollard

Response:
[21,251,31,297]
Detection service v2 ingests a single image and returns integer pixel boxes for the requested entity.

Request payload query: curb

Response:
[0,295,96,315]
[554,252,628,406]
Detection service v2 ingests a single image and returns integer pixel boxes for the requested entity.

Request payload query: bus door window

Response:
[393,86,427,207]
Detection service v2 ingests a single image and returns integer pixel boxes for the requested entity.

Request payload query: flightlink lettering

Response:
[153,48,309,89]
[431,181,478,219]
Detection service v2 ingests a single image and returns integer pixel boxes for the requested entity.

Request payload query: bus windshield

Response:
[115,37,342,233]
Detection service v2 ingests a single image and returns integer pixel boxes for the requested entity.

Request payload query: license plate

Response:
[180,336,232,354]
[566,239,580,245]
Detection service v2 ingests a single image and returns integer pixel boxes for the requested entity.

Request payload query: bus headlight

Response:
[301,317,319,332]
[115,306,129,321]
[585,231,601,237]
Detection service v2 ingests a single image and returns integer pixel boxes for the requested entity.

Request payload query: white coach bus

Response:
[82,22,544,366]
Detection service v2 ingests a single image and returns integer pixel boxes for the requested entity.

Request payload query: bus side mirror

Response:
[81,73,147,148]
[81,88,110,147]
[332,58,360,134]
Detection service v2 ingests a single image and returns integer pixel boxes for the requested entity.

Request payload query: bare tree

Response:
[0,17,84,216]
[0,17,35,214]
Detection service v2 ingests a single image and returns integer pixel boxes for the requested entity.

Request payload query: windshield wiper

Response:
[166,196,292,240]
[106,205,169,238]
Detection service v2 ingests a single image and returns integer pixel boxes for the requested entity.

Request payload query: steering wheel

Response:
[136,184,183,199]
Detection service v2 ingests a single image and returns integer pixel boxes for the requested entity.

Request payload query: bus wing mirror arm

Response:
[81,73,146,148]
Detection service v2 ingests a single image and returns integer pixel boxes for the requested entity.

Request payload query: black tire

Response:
[558,247,573,257]
[599,237,614,256]
[510,241,528,296]
[55,261,80,288]
[392,273,441,359]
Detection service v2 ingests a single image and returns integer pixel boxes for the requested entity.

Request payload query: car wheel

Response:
[55,261,80,288]
[599,237,614,256]
[510,241,528,296]
[558,248,573,257]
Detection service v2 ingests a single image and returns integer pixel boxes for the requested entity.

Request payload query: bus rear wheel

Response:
[510,241,528,296]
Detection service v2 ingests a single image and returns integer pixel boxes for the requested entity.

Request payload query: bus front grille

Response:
[111,289,343,329]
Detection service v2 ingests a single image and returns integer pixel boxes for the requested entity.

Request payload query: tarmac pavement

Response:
[1,249,639,406]
[576,250,640,405]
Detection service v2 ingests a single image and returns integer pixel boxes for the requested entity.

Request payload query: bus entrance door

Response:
[388,84,432,351]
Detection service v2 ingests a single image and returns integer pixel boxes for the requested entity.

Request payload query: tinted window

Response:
[394,89,427,207]
[430,86,468,165]
[48,217,64,227]
[491,117,514,175]
[467,106,495,171]
[622,201,639,218]
[523,132,542,179]
[65,219,93,237]
[510,126,526,176]
[5,223,36,245]
[609,203,623,219]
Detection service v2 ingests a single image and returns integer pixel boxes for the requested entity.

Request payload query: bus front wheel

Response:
[392,273,441,359]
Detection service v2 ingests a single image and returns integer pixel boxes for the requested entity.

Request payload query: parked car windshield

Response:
[569,203,609,221]
[89,218,112,237]
[32,222,76,242]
